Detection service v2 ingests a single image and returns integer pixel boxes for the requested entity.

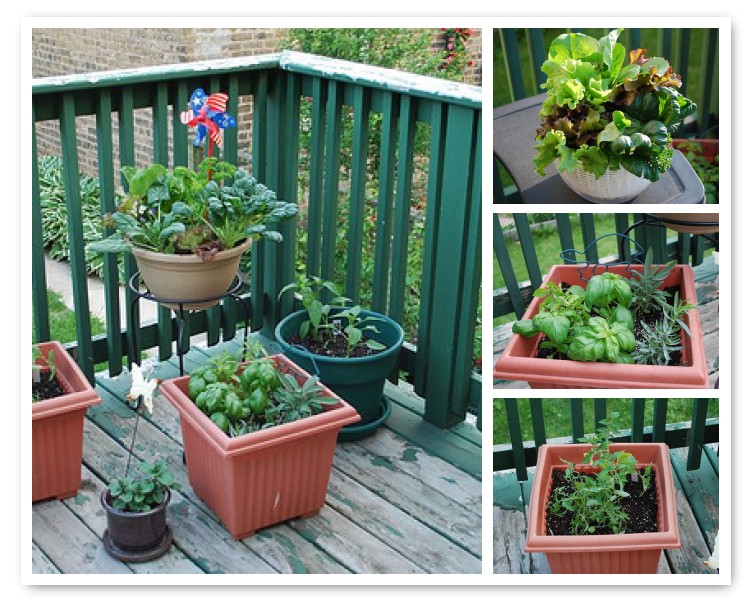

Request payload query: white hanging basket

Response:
[557,161,652,203]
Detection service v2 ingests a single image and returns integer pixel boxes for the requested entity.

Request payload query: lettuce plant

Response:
[534,28,696,182]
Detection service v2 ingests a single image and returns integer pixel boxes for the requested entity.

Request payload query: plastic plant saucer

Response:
[102,526,174,563]
[337,396,392,442]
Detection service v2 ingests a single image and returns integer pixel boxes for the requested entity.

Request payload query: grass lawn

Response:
[493,398,719,445]
[33,289,106,345]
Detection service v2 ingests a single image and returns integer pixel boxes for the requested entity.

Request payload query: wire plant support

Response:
[127,272,252,376]
[559,233,646,282]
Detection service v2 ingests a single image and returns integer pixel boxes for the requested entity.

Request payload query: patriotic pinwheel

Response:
[180,88,236,157]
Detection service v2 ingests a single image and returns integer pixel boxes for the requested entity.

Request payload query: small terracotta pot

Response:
[32,341,102,502]
[132,237,251,310]
[493,264,710,389]
[526,443,680,574]
[161,355,360,540]
[101,488,173,562]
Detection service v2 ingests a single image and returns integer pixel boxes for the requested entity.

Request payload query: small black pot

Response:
[101,488,173,562]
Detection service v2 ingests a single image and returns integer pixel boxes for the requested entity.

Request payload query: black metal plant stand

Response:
[618,213,720,260]
[127,272,252,376]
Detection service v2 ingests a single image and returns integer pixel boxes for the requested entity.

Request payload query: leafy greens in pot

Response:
[533,28,697,182]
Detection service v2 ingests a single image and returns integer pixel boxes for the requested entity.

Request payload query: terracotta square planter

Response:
[32,341,102,502]
[493,264,710,388]
[161,355,360,540]
[526,443,680,574]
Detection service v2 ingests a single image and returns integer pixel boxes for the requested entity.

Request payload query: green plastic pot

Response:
[274,309,404,439]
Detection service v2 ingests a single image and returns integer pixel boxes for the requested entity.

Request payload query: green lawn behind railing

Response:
[493,398,719,445]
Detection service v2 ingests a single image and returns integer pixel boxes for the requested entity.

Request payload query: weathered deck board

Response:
[492,445,719,574]
[31,340,482,575]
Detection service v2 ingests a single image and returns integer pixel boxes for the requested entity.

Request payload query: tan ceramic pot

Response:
[132,238,252,311]
[650,213,719,234]
[161,355,360,539]
[525,443,680,574]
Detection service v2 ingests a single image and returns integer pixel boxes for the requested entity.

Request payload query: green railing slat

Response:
[505,399,528,482]
[514,213,543,290]
[371,92,398,314]
[500,29,526,102]
[423,103,475,428]
[31,116,50,343]
[593,399,607,431]
[570,399,584,442]
[631,398,646,442]
[687,398,709,470]
[320,79,343,286]
[652,398,668,442]
[493,216,526,319]
[389,95,417,325]
[677,29,692,102]
[118,87,140,367]
[414,102,446,397]
[614,214,631,261]
[305,77,326,278]
[527,29,547,93]
[344,85,370,304]
[691,234,705,267]
[699,30,718,133]
[555,213,575,262]
[677,232,691,264]
[580,213,598,264]
[529,398,547,448]
[95,89,123,374]
[251,75,268,332]
[60,93,94,382]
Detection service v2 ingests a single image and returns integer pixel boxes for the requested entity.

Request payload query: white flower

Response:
[127,363,160,415]
[704,530,720,570]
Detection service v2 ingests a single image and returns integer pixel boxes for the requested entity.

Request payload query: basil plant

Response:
[533,28,697,182]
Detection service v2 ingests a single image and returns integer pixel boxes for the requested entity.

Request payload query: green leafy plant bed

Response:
[494,256,709,388]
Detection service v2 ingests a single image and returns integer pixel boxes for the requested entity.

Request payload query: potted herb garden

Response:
[88,159,298,309]
[533,28,697,203]
[100,364,179,562]
[274,276,404,441]
[160,346,360,539]
[493,251,710,388]
[32,341,102,502]
[525,413,680,573]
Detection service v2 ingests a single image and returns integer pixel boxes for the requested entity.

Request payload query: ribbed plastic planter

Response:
[275,309,404,441]
[493,264,710,389]
[526,443,680,574]
[32,341,102,502]
[161,355,360,540]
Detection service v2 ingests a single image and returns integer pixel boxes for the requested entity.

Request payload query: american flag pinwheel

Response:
[180,88,236,155]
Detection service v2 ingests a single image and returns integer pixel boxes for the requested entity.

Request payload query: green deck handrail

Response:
[494,398,719,478]
[31,51,482,430]
[493,213,719,320]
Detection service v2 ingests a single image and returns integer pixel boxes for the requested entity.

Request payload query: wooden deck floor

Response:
[32,336,482,575]
[493,257,720,389]
[493,443,719,574]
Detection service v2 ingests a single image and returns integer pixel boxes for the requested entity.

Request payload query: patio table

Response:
[493,94,705,204]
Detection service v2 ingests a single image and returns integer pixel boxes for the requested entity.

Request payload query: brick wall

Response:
[32,28,482,176]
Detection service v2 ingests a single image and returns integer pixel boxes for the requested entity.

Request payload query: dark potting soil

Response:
[288,333,384,359]
[32,373,65,402]
[535,283,686,366]
[546,467,659,536]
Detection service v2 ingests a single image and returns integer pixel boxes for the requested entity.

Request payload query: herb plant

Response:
[534,28,696,182]
[548,412,653,535]
[628,249,676,317]
[187,349,338,437]
[108,461,179,513]
[88,159,298,259]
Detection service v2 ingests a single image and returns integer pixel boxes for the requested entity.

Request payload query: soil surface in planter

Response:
[535,284,685,366]
[32,373,65,402]
[546,467,659,536]
[287,333,384,359]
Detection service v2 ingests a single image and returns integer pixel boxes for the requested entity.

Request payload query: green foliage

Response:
[534,28,696,182]
[548,412,653,535]
[628,249,676,317]
[186,351,335,437]
[632,291,695,366]
[279,275,386,357]
[674,140,719,204]
[107,461,179,513]
[88,159,297,258]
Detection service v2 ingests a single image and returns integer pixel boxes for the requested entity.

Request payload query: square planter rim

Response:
[493,264,710,388]
[525,442,681,554]
[160,355,360,457]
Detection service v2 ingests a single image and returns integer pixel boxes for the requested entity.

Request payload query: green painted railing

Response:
[31,51,482,430]
[494,27,720,203]
[493,213,719,320]
[494,398,718,477]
